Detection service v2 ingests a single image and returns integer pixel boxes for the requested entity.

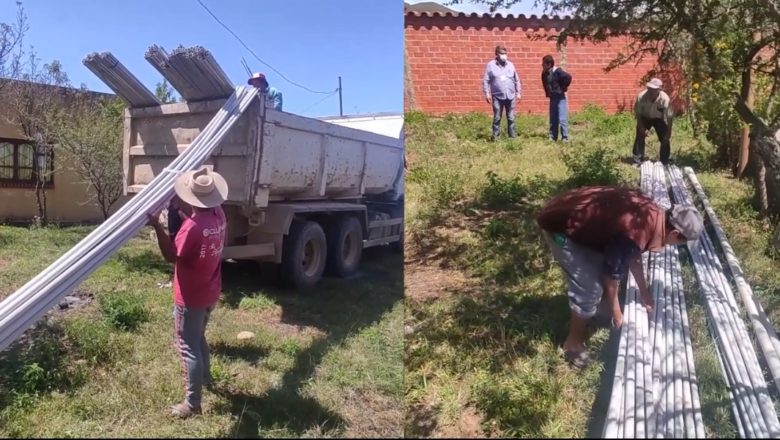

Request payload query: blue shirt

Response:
[263,86,283,111]
[483,59,520,100]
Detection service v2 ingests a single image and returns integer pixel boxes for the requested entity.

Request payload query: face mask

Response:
[499,54,508,62]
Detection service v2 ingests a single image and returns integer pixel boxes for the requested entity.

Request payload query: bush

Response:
[561,146,625,188]
[0,327,82,410]
[98,293,149,332]
[409,164,466,223]
[62,317,121,366]
[479,171,527,209]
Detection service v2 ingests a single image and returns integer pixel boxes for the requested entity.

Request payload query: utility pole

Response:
[338,76,343,117]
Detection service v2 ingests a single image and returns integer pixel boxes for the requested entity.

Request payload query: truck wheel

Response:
[280,220,327,290]
[326,216,363,277]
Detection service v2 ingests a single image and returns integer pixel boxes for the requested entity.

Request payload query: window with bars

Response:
[0,138,54,188]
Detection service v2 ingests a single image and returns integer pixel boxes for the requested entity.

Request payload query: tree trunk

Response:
[738,84,755,178]
[752,149,769,216]
[737,31,760,178]
[35,182,47,227]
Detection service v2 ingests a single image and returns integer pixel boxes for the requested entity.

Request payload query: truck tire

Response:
[326,216,363,277]
[280,220,327,290]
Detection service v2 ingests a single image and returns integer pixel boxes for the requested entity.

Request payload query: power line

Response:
[195,0,338,95]
[302,91,339,114]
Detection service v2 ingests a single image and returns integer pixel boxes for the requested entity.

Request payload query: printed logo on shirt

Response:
[199,242,224,259]
[202,223,226,238]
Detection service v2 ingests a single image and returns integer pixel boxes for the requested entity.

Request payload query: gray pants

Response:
[542,231,604,318]
[173,304,213,408]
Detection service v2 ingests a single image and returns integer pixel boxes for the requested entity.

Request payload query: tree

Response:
[0,2,28,92]
[154,79,177,103]
[48,93,124,220]
[4,56,70,226]
[452,0,780,211]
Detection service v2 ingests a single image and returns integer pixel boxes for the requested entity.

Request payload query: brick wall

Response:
[405,12,682,116]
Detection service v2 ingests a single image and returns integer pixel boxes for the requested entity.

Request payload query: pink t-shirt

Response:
[173,206,226,308]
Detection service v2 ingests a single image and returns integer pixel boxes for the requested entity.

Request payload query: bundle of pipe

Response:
[144,45,234,102]
[604,161,705,438]
[145,45,200,101]
[83,52,160,108]
[0,86,258,354]
[684,166,780,396]
[669,166,780,438]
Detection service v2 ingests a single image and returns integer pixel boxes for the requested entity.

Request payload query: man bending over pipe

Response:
[148,166,228,418]
[536,186,704,369]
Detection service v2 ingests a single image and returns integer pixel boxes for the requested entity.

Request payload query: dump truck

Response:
[123,97,404,289]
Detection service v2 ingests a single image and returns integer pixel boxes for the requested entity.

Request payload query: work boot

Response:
[170,402,201,419]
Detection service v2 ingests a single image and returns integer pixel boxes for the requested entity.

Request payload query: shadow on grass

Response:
[210,342,269,367]
[115,249,172,275]
[406,277,574,437]
[212,247,403,437]
[674,146,719,173]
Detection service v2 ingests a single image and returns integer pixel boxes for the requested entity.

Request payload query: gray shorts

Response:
[542,231,604,318]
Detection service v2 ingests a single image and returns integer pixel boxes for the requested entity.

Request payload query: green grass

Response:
[0,226,403,438]
[404,108,764,437]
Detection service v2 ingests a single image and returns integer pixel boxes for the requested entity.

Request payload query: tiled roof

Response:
[404,5,571,20]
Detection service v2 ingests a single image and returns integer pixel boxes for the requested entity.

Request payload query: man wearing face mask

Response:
[536,185,704,369]
[632,78,673,165]
[483,44,520,140]
[248,72,283,111]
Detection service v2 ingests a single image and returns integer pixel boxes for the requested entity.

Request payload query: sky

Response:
[405,0,549,16]
[0,0,403,118]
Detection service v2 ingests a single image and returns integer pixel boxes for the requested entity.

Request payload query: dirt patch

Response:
[435,406,488,438]
[49,289,94,315]
[252,308,327,339]
[341,391,403,438]
[405,402,439,437]
[404,261,473,302]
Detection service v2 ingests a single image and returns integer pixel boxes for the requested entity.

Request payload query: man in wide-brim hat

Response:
[148,166,229,418]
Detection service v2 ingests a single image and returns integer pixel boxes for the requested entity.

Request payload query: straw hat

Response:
[174,167,228,209]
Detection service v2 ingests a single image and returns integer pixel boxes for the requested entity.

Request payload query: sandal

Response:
[564,349,593,370]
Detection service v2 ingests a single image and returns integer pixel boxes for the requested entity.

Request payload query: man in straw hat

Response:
[536,185,704,369]
[248,72,283,111]
[148,166,229,418]
[632,77,674,166]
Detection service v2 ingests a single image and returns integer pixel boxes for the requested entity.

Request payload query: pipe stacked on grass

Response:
[669,165,780,438]
[0,86,258,354]
[604,161,705,438]
[683,167,780,396]
[145,44,234,102]
[83,52,161,107]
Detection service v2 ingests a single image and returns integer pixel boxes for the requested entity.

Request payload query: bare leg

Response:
[563,311,589,353]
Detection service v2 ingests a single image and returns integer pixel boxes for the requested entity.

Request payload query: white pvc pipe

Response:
[0,91,242,321]
[668,167,746,438]
[0,87,257,353]
[700,229,780,436]
[626,275,637,438]
[668,165,768,437]
[0,90,243,323]
[684,167,780,397]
